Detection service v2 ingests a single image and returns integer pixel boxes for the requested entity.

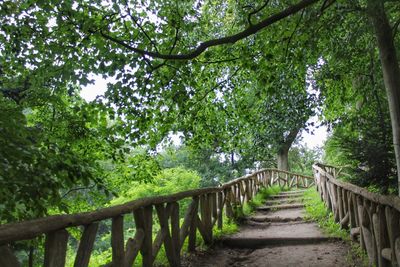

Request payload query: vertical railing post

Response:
[188,197,199,252]
[43,229,69,267]
[111,216,125,267]
[217,191,224,229]
[134,206,153,266]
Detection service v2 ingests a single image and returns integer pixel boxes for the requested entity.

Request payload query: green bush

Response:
[303,188,348,239]
[110,167,201,212]
[303,188,369,266]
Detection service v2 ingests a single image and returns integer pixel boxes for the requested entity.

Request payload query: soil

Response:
[182,190,363,267]
[183,241,353,267]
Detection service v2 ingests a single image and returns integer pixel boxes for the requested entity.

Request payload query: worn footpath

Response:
[184,190,356,267]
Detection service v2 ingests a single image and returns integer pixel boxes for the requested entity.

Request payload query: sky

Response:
[79,74,111,101]
[299,116,328,149]
[81,76,328,149]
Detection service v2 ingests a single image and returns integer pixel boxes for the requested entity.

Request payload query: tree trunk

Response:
[277,126,301,171]
[277,148,289,171]
[276,127,301,171]
[367,0,400,195]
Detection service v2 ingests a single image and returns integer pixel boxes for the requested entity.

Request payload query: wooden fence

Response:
[0,168,313,267]
[313,163,400,267]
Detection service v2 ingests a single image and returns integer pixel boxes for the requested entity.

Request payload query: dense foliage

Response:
[1,4,400,267]
[0,86,126,222]
[1,0,399,221]
[313,1,399,193]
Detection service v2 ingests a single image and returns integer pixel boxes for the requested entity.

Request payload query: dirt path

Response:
[183,190,358,267]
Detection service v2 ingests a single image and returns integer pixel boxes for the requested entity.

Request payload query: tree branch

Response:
[196,57,240,64]
[98,0,320,60]
[247,0,271,26]
[392,18,400,39]
[282,127,301,151]
[194,67,241,105]
[125,5,160,54]
[320,0,336,14]
[61,184,96,199]
[169,27,179,55]
[285,8,305,60]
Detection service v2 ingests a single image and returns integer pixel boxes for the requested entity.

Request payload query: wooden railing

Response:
[0,169,313,267]
[313,163,400,267]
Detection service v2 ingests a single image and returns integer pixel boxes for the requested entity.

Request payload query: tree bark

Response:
[367,0,400,195]
[276,128,301,171]
[277,148,290,171]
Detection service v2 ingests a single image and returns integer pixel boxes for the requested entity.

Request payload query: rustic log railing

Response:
[0,168,313,267]
[313,163,400,267]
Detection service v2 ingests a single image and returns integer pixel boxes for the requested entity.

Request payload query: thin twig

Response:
[285,8,305,60]
[392,18,400,39]
[169,27,180,55]
[194,67,241,105]
[247,0,271,26]
[61,184,96,199]
[196,57,240,64]
[124,0,160,53]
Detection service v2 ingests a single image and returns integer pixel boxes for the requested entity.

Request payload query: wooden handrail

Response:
[313,164,400,210]
[313,163,400,267]
[0,168,314,267]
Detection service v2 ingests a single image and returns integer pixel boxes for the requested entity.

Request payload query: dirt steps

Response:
[256,203,305,211]
[270,193,304,198]
[183,242,352,267]
[249,208,304,223]
[265,197,307,205]
[184,190,353,267]
[223,190,334,249]
[221,236,335,248]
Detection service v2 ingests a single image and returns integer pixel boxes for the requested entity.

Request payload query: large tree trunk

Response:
[367,0,400,195]
[276,128,300,171]
[277,148,289,171]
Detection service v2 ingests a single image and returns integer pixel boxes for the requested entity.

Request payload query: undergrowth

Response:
[242,185,283,217]
[303,188,369,267]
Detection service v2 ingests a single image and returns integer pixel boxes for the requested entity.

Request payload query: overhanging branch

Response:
[99,0,320,60]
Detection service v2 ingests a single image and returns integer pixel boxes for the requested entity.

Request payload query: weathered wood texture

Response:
[74,223,99,267]
[0,168,313,267]
[0,245,21,267]
[44,229,69,267]
[313,163,400,267]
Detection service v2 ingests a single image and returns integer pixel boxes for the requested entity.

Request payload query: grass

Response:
[303,188,369,267]
[241,185,282,217]
[213,216,239,239]
[303,188,348,239]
